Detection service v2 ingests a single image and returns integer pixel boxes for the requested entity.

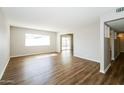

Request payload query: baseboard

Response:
[100,70,105,73]
[111,57,115,61]
[111,52,120,61]
[0,57,10,80]
[100,64,111,74]
[116,52,120,59]
[74,55,100,63]
[104,64,111,73]
[10,51,58,58]
[120,51,124,52]
[113,52,120,61]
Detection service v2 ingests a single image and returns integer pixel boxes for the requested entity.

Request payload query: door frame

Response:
[60,34,73,53]
[100,12,124,73]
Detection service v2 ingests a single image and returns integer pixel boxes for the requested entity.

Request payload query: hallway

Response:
[106,53,124,84]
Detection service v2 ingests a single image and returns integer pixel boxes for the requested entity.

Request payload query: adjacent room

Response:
[0,7,124,85]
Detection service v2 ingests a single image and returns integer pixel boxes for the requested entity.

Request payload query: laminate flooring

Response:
[2,51,124,85]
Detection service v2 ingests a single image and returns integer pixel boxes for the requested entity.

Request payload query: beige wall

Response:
[119,33,124,52]
[104,25,111,69]
[0,9,10,79]
[114,35,120,58]
[10,26,57,57]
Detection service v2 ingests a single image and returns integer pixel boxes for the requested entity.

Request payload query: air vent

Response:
[116,7,124,13]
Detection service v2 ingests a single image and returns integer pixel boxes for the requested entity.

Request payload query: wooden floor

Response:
[2,51,124,85]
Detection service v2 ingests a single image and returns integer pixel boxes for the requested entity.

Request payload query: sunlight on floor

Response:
[35,53,58,59]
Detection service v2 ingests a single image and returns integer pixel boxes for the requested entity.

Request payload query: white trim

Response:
[100,64,111,74]
[112,52,120,61]
[100,19,105,74]
[10,51,58,58]
[0,58,10,80]
[100,69,105,73]
[115,52,120,60]
[112,57,115,61]
[104,64,111,73]
[74,55,100,63]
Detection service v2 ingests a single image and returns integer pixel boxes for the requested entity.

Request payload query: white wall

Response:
[57,22,100,63]
[74,22,100,62]
[10,26,57,57]
[0,9,10,79]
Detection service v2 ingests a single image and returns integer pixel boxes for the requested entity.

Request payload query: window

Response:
[25,34,50,46]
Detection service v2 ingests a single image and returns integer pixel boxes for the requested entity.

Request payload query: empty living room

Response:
[0,2,124,93]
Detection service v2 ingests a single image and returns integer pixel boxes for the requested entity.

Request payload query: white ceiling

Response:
[2,7,116,32]
[107,18,124,32]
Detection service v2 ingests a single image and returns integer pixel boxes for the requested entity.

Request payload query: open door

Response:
[60,34,73,54]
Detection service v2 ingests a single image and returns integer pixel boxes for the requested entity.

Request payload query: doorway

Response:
[60,34,73,54]
[101,17,124,73]
[106,18,124,61]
